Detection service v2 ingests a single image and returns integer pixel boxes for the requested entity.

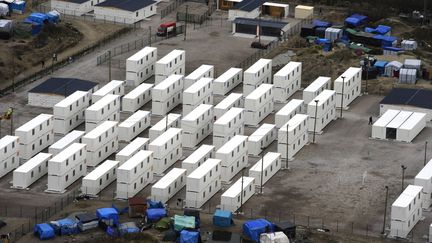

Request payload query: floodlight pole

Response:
[108,50,112,82]
[401,165,407,193]
[425,141,428,166]
[285,123,289,169]
[340,76,345,118]
[166,114,169,132]
[260,153,264,195]
[381,186,389,235]
[184,5,188,41]
[10,107,13,135]
[238,168,244,214]
[312,100,319,143]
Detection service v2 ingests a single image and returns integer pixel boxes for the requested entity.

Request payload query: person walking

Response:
[41,60,45,68]
[368,116,373,125]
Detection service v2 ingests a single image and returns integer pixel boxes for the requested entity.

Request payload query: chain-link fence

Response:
[0,188,80,242]
[176,4,216,24]
[161,0,187,19]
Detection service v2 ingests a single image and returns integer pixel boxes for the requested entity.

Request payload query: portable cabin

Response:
[302,76,331,105]
[118,110,151,142]
[213,107,244,149]
[371,110,400,139]
[334,67,362,109]
[216,135,248,182]
[185,158,222,208]
[149,113,181,141]
[244,84,274,126]
[248,123,276,156]
[15,114,54,160]
[307,90,336,133]
[151,168,187,203]
[155,50,186,84]
[414,159,432,209]
[115,137,149,165]
[243,59,272,95]
[182,144,215,175]
[46,143,87,193]
[227,0,261,21]
[213,68,243,96]
[294,5,313,19]
[277,114,308,160]
[126,47,157,86]
[116,150,154,199]
[81,160,119,196]
[49,130,85,155]
[386,111,413,140]
[399,69,417,84]
[122,83,153,113]
[214,93,243,119]
[53,91,91,134]
[50,0,96,16]
[184,64,214,89]
[262,2,289,18]
[182,77,213,116]
[12,153,52,189]
[232,17,290,39]
[152,75,184,116]
[92,80,125,103]
[82,121,119,167]
[148,128,182,175]
[275,99,304,128]
[390,185,423,238]
[404,59,421,71]
[249,152,281,186]
[324,28,343,42]
[220,176,255,212]
[181,104,213,148]
[273,62,302,102]
[396,112,426,142]
[0,136,19,178]
[401,40,417,51]
[94,0,157,24]
[384,61,403,77]
[85,94,120,132]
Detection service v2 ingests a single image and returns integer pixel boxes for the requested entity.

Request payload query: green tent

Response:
[155,217,172,231]
[174,215,195,231]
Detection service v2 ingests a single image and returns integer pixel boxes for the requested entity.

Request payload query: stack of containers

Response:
[302,76,331,105]
[214,93,243,119]
[273,62,302,102]
[213,107,244,149]
[82,121,119,167]
[220,176,255,212]
[399,69,417,84]
[324,27,343,42]
[122,83,153,113]
[49,130,85,155]
[248,123,277,156]
[15,114,54,160]
[0,135,19,178]
[126,47,157,86]
[53,91,91,134]
[278,114,309,161]
[12,153,52,189]
[414,158,432,209]
[307,90,336,133]
[118,110,151,142]
[155,50,185,84]
[115,137,149,165]
[92,80,125,102]
[151,168,187,203]
[216,135,248,183]
[149,128,182,175]
[213,68,243,96]
[249,152,281,187]
[182,77,213,116]
[81,160,119,196]
[181,104,213,148]
[149,113,181,141]
[182,144,215,175]
[334,67,362,109]
[184,64,214,88]
[152,75,184,116]
[244,84,274,127]
[243,59,272,95]
[85,94,120,132]
[275,99,304,129]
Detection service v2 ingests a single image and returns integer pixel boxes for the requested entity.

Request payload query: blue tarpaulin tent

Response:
[96,208,119,226]
[46,11,60,23]
[180,230,200,243]
[374,60,389,75]
[213,210,233,227]
[365,25,391,35]
[26,12,48,24]
[147,208,167,222]
[112,203,129,215]
[34,223,55,240]
[50,218,79,235]
[373,35,397,47]
[243,219,274,242]
[147,199,165,209]
[345,14,368,27]
[119,222,140,235]
[313,20,331,28]
[10,0,26,14]
[22,20,42,35]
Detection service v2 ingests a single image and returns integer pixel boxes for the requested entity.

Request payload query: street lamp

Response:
[340,76,345,118]
[237,168,245,214]
[425,141,428,166]
[260,153,264,195]
[381,186,389,235]
[401,165,407,192]
[312,100,319,143]
[285,123,289,169]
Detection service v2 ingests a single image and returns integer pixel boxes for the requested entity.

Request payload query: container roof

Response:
[186,65,213,80]
[84,160,119,180]
[233,0,266,11]
[233,17,288,29]
[29,78,97,96]
[188,158,220,179]
[14,153,52,173]
[96,0,156,11]
[117,137,149,156]
[221,176,255,198]
[182,104,213,121]
[183,144,214,164]
[152,168,186,188]
[380,88,432,110]
[248,123,275,142]
[303,76,331,92]
[0,135,18,150]
[214,93,243,110]
[392,185,422,208]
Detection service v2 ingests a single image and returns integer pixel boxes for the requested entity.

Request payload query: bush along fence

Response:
[96,25,186,66]
[0,27,133,97]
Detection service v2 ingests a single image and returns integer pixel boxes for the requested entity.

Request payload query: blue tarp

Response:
[147,199,165,209]
[96,208,119,226]
[22,20,42,35]
[180,230,200,243]
[213,210,233,227]
[51,218,79,235]
[313,20,331,28]
[147,208,167,222]
[34,223,55,240]
[10,0,26,14]
[119,223,140,235]
[46,11,60,23]
[26,12,48,24]
[383,46,403,52]
[106,226,119,237]
[243,219,274,242]
[365,25,391,35]
[373,35,397,47]
[374,60,388,69]
[112,203,129,215]
[345,14,368,27]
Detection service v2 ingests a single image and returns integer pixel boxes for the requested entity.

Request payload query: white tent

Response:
[260,232,290,243]
[0,3,9,17]
[384,61,403,77]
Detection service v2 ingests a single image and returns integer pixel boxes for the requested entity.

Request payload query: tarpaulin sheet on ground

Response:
[155,217,172,230]
[213,210,233,227]
[34,223,55,240]
[96,208,119,226]
[119,222,140,235]
[147,199,164,209]
[147,208,167,223]
[243,219,274,242]
[313,20,331,28]
[174,215,196,231]
[50,218,79,235]
[180,230,200,243]
[184,209,200,228]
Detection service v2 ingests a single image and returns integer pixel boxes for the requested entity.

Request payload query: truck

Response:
[157,22,176,37]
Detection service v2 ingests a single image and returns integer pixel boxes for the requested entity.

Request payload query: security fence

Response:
[160,0,187,19]
[176,5,216,24]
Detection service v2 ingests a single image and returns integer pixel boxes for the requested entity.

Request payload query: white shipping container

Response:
[216,135,248,182]
[122,83,153,113]
[181,104,213,148]
[213,68,243,96]
[214,93,243,119]
[307,90,336,119]
[49,130,85,155]
[81,160,119,196]
[149,128,182,175]
[53,91,91,134]
[245,102,273,127]
[302,76,331,105]
[244,84,274,126]
[126,47,157,86]
[249,152,281,186]
[152,75,184,116]
[92,80,125,102]
[12,153,52,189]
[0,135,19,178]
[243,59,272,95]
[48,143,87,176]
[334,67,362,109]
[275,99,304,128]
[185,175,221,209]
[149,113,181,141]
[273,62,302,102]
[155,50,185,84]
[277,130,308,160]
[47,160,86,193]
[184,64,214,88]
[82,121,118,152]
[151,168,187,203]
[115,137,149,165]
[186,158,221,193]
[278,114,308,144]
[118,110,151,142]
[85,94,120,132]
[220,176,255,212]
[183,77,213,116]
[86,139,119,167]
[414,159,432,209]
[19,131,54,160]
[15,114,53,145]
[396,112,426,142]
[307,106,336,133]
[182,144,215,175]
[371,109,401,139]
[248,124,276,156]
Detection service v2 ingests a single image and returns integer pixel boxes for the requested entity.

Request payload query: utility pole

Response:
[258,6,261,44]
[425,141,428,166]
[381,186,389,235]
[10,107,13,135]
[312,100,319,143]
[149,26,152,46]
[12,55,15,92]
[401,165,407,193]
[340,76,345,118]
[260,153,264,194]
[285,123,289,169]
[108,50,112,82]
[184,5,188,41]
[238,168,244,214]
[165,114,169,132]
